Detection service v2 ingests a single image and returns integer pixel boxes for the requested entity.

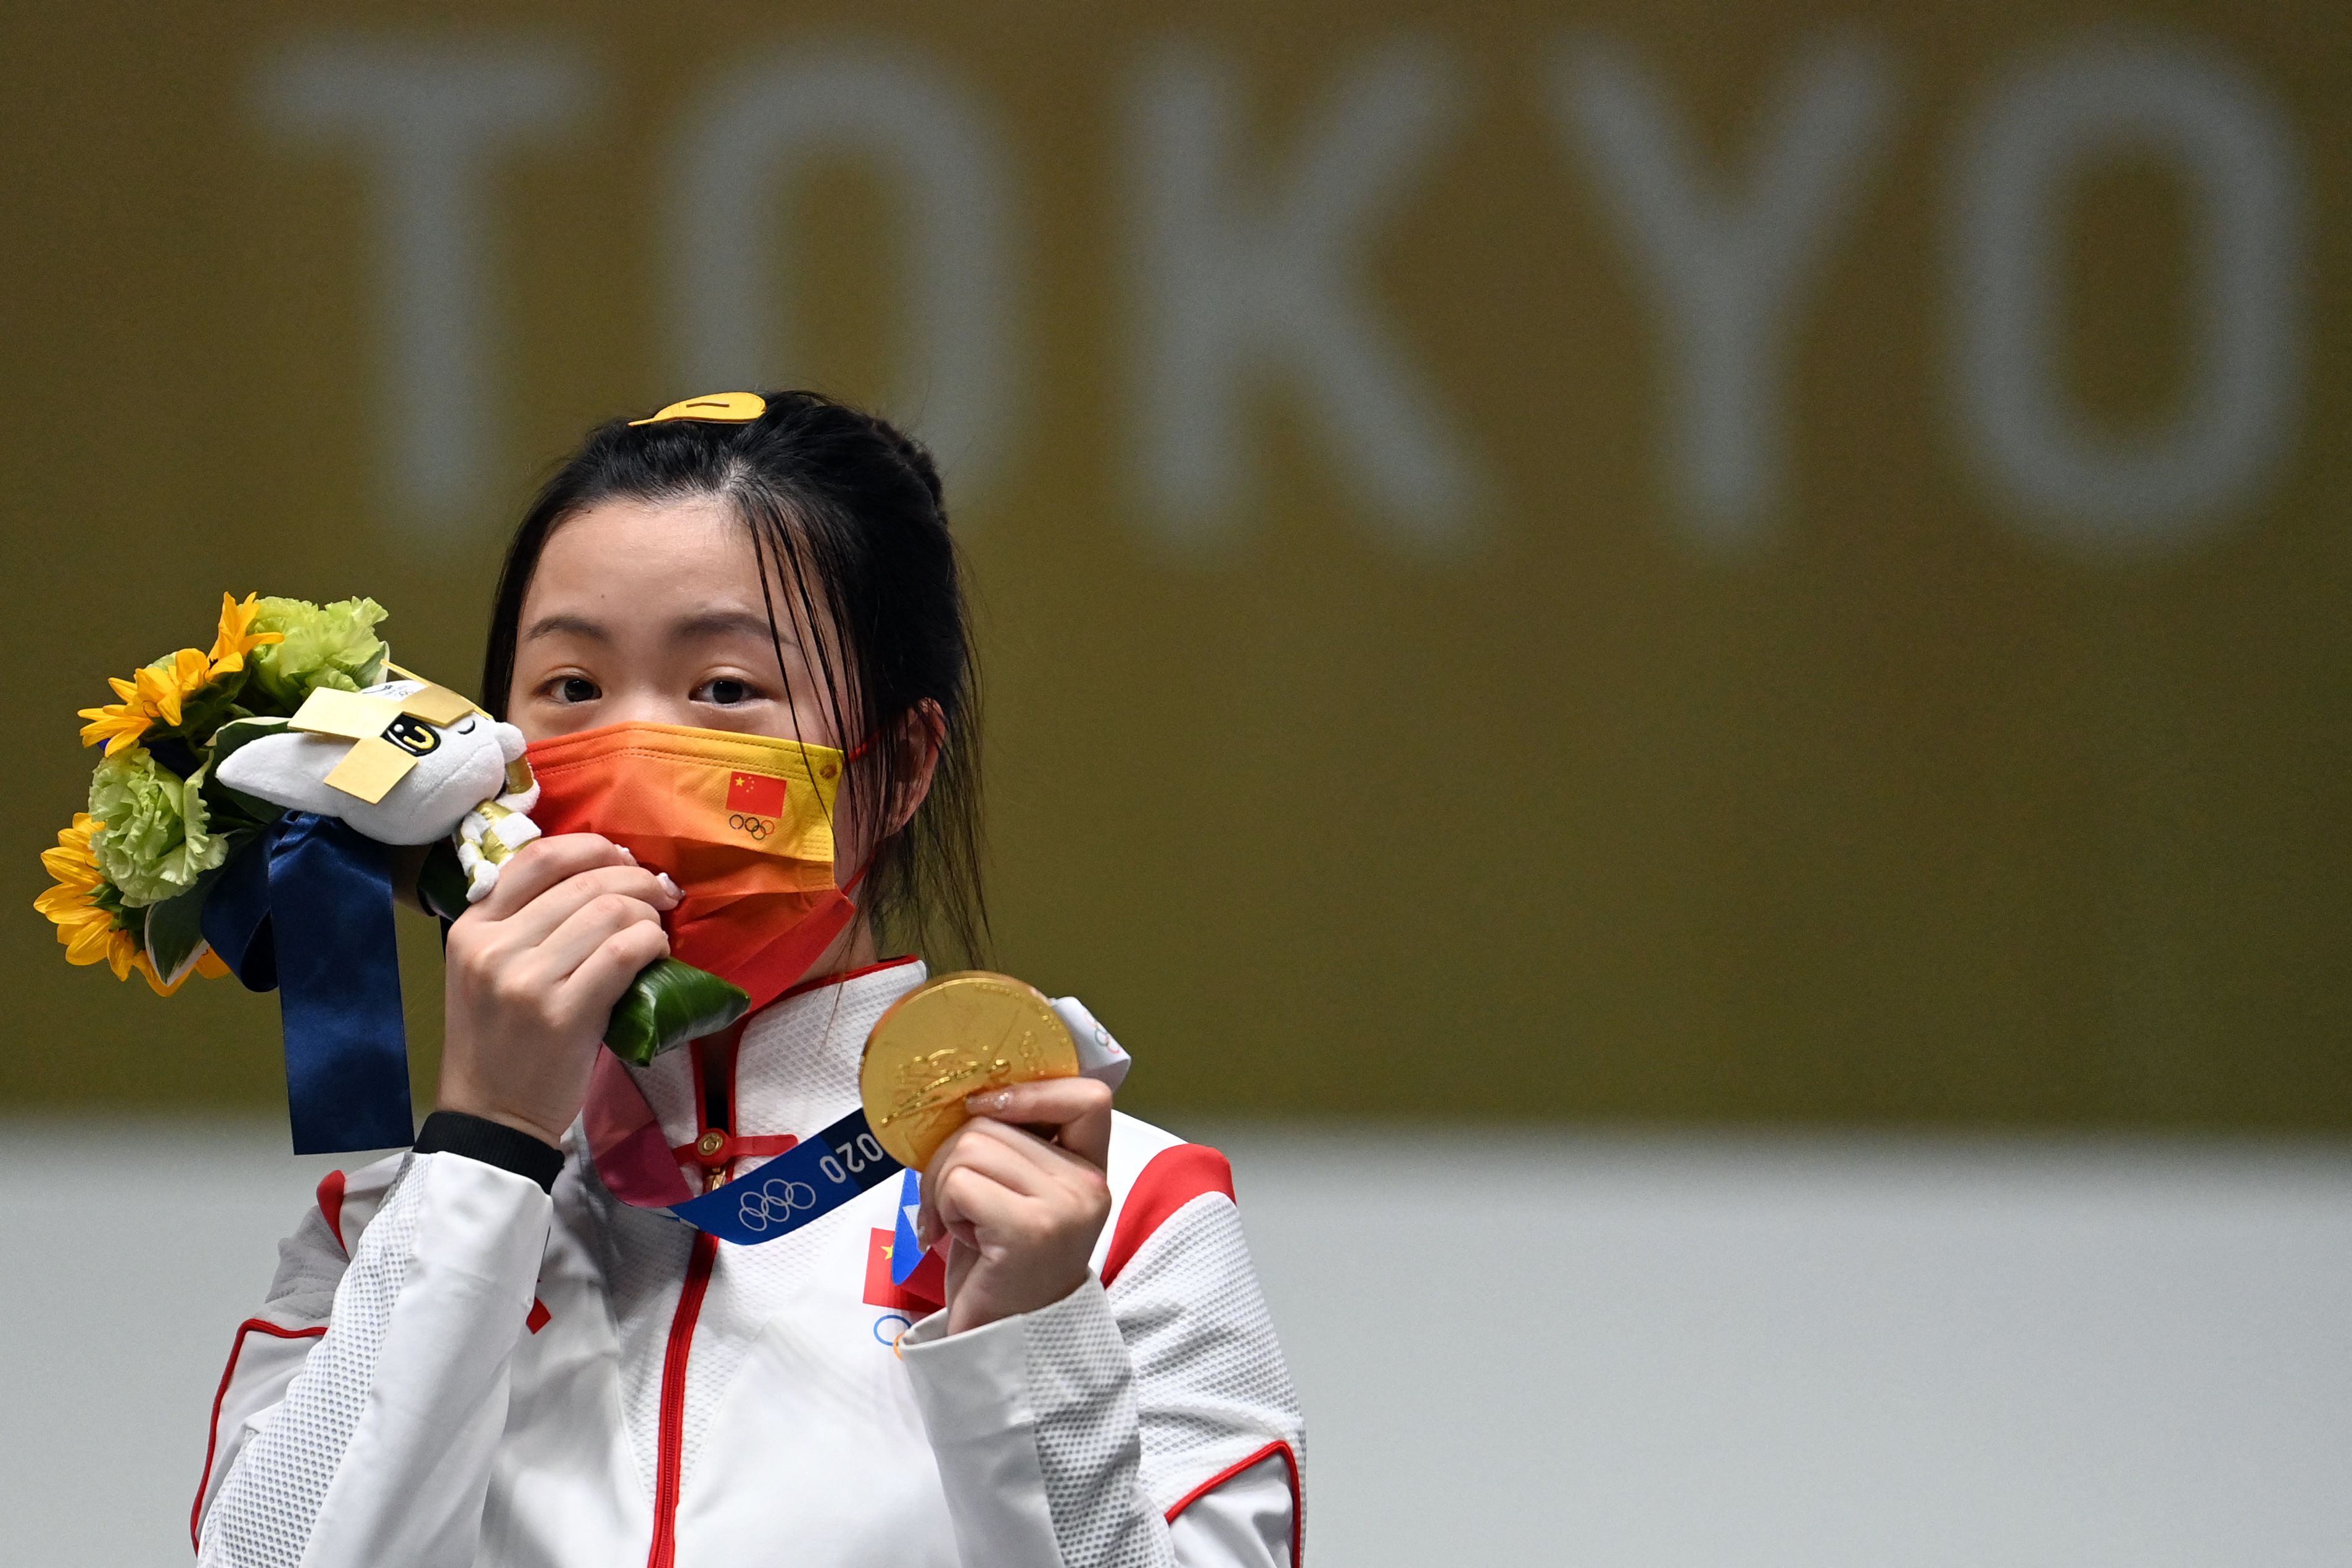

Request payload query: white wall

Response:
[3,1120,2347,1566]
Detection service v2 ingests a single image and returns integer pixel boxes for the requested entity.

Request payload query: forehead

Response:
[527,494,761,610]
[517,492,847,669]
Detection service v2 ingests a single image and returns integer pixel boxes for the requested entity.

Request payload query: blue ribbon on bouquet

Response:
[202,812,415,1155]
[668,1107,906,1247]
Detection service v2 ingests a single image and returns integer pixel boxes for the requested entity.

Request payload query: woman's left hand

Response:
[914,1077,1115,1334]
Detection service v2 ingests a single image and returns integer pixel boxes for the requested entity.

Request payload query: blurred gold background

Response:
[3,1,2345,1129]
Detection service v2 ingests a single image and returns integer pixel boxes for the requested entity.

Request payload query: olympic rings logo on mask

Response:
[728,812,773,840]
[738,1177,819,1232]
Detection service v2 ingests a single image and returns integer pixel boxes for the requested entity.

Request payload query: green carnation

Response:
[88,748,226,907]
[244,596,389,712]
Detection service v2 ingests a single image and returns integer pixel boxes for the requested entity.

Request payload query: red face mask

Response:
[526,722,860,1015]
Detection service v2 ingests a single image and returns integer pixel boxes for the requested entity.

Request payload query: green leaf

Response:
[202,716,291,828]
[143,862,225,985]
[604,959,749,1067]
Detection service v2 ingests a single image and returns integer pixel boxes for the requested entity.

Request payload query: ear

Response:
[212,728,344,816]
[885,699,947,836]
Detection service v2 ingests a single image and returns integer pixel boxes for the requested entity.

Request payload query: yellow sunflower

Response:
[35,812,229,994]
[76,646,213,753]
[138,647,213,728]
[207,591,284,677]
[36,813,138,974]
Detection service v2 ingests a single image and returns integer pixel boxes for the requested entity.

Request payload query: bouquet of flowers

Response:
[38,592,384,994]
[36,592,743,1153]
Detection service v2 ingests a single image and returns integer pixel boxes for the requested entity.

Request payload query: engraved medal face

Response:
[859,972,1079,1171]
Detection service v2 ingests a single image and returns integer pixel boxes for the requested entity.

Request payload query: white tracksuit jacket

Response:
[192,959,1304,1567]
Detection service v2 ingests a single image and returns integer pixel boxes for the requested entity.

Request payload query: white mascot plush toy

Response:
[215,677,542,902]
[209,673,741,1067]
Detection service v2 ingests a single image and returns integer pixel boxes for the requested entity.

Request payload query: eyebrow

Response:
[521,612,608,644]
[519,609,794,646]
[674,609,793,645]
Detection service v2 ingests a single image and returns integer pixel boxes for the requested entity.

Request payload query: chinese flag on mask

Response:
[727,770,786,816]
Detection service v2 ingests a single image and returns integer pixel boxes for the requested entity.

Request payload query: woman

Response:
[192,391,1304,1566]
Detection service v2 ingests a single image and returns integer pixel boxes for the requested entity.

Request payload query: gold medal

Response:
[859,972,1079,1171]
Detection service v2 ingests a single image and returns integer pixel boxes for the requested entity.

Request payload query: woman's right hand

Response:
[437,833,680,1149]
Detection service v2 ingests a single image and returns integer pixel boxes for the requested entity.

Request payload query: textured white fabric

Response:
[1026,1279,1163,1567]
[195,961,1302,1567]
[609,962,906,1494]
[899,1306,1065,1563]
[1110,1194,1303,1512]
[200,1152,552,1567]
[262,1203,349,1323]
[899,1192,1305,1568]
[201,1156,426,1567]
[579,1163,696,1497]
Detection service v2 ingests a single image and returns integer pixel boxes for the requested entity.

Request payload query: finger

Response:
[947,1115,1108,1194]
[919,1160,975,1248]
[931,1163,1033,1249]
[928,1124,1062,1202]
[473,834,637,920]
[918,1123,1107,1262]
[914,1124,973,1248]
[534,890,667,981]
[943,1232,977,1300]
[964,1077,1113,1170]
[498,864,680,949]
[555,920,671,1017]
[917,1124,1013,1250]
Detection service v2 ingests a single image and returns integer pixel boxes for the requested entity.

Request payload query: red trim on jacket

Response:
[646,1234,716,1568]
[315,1168,347,1253]
[191,1318,328,1551]
[1102,1144,1236,1287]
[669,1131,799,1171]
[648,1018,737,1568]
[1163,1440,1303,1563]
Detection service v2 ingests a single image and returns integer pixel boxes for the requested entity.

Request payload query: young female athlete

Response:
[192,391,1304,1566]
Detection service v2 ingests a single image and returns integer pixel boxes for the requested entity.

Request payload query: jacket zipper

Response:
[645,1231,716,1568]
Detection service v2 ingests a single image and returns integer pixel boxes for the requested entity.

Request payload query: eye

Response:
[696,677,753,707]
[551,675,600,704]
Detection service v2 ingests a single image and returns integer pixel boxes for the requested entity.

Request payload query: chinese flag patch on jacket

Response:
[864,1229,946,1313]
[727,771,786,815]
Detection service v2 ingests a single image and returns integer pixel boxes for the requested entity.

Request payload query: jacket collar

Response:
[581,956,928,1208]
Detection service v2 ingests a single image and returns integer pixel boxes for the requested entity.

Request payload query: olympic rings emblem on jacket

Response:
[728,812,772,840]
[738,1177,819,1232]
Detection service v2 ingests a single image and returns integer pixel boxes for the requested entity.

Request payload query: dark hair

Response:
[482,390,987,964]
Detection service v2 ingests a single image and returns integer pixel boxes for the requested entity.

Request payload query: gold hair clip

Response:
[629,392,767,426]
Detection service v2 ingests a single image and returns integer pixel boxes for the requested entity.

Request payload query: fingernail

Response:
[966,1087,1014,1114]
[617,846,638,864]
[914,1213,934,1248]
[656,873,682,901]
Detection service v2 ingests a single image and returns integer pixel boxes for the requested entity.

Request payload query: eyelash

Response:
[538,676,764,705]
[694,678,757,706]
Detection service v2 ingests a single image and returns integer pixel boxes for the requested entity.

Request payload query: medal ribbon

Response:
[662,1105,904,1245]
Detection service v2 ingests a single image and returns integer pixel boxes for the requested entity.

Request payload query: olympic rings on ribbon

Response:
[736,1177,819,1232]
[728,812,772,840]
